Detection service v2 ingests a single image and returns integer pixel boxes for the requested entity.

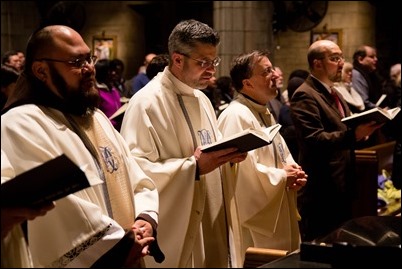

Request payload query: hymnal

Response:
[201,124,282,153]
[375,94,387,107]
[1,154,102,208]
[109,102,129,120]
[341,107,400,127]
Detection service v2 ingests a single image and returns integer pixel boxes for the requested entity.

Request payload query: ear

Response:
[243,78,252,88]
[32,61,47,81]
[172,52,183,67]
[313,59,323,69]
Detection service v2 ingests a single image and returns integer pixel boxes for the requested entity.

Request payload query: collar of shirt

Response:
[164,68,198,96]
[310,74,333,94]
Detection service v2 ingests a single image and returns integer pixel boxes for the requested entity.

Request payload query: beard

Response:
[49,66,100,116]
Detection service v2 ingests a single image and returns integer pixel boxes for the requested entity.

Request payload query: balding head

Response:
[306,40,344,85]
[144,53,156,66]
[25,25,90,75]
[307,40,341,70]
[390,63,401,81]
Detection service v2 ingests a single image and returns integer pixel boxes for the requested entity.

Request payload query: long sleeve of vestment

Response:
[120,81,201,268]
[1,150,34,268]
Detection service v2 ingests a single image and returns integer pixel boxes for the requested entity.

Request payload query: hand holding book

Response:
[1,202,56,239]
[201,124,282,153]
[1,154,102,208]
[341,107,400,128]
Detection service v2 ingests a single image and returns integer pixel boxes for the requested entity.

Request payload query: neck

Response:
[241,92,266,105]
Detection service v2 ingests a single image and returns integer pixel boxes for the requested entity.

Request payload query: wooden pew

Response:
[353,141,396,217]
[243,247,288,268]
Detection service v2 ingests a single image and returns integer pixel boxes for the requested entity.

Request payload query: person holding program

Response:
[290,40,382,241]
[217,50,307,266]
[1,25,163,267]
[1,150,56,268]
[120,19,247,268]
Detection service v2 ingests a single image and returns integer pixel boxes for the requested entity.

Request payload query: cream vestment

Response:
[1,149,34,268]
[1,105,158,267]
[217,93,301,267]
[121,68,232,268]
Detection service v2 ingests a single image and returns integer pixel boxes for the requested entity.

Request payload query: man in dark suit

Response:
[290,40,382,241]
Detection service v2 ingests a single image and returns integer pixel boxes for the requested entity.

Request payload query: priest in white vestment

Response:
[120,20,247,268]
[217,50,308,266]
[1,25,162,267]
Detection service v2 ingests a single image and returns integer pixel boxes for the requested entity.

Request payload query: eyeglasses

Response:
[326,55,345,63]
[181,53,221,68]
[259,67,274,77]
[34,55,98,69]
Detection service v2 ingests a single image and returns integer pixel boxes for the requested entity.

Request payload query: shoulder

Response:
[2,104,45,123]
[125,79,170,117]
[218,101,253,123]
[1,105,68,141]
[134,73,149,82]
[352,69,365,80]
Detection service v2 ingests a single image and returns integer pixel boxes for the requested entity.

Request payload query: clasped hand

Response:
[284,164,308,191]
[123,219,155,267]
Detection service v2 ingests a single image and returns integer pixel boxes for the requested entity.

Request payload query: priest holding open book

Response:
[217,50,308,267]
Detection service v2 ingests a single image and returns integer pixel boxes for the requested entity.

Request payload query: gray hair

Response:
[168,19,220,58]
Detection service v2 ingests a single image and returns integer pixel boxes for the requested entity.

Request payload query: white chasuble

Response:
[218,94,301,267]
[121,68,231,268]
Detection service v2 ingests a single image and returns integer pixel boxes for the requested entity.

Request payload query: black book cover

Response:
[1,154,91,208]
[201,124,281,153]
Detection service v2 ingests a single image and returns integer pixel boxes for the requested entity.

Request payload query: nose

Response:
[81,62,95,74]
[206,64,216,71]
[272,69,279,80]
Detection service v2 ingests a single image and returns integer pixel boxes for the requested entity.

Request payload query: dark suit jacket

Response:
[290,75,358,240]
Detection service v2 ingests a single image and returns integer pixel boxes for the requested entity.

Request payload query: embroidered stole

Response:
[83,117,135,230]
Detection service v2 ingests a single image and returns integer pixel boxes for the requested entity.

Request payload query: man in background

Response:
[352,45,383,110]
[129,52,156,95]
[2,50,22,72]
[291,40,382,241]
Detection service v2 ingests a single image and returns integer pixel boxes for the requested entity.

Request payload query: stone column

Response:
[213,1,274,77]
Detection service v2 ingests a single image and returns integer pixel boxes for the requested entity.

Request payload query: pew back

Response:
[353,141,396,217]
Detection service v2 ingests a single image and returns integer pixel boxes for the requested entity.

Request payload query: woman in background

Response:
[333,61,365,114]
[95,59,122,130]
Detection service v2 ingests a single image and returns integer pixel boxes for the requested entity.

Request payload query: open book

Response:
[1,154,102,208]
[341,107,400,127]
[201,123,282,153]
[109,102,129,120]
[375,94,387,107]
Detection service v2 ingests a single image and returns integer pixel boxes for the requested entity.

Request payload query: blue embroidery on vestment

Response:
[99,147,118,173]
[277,142,286,163]
[198,129,212,146]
